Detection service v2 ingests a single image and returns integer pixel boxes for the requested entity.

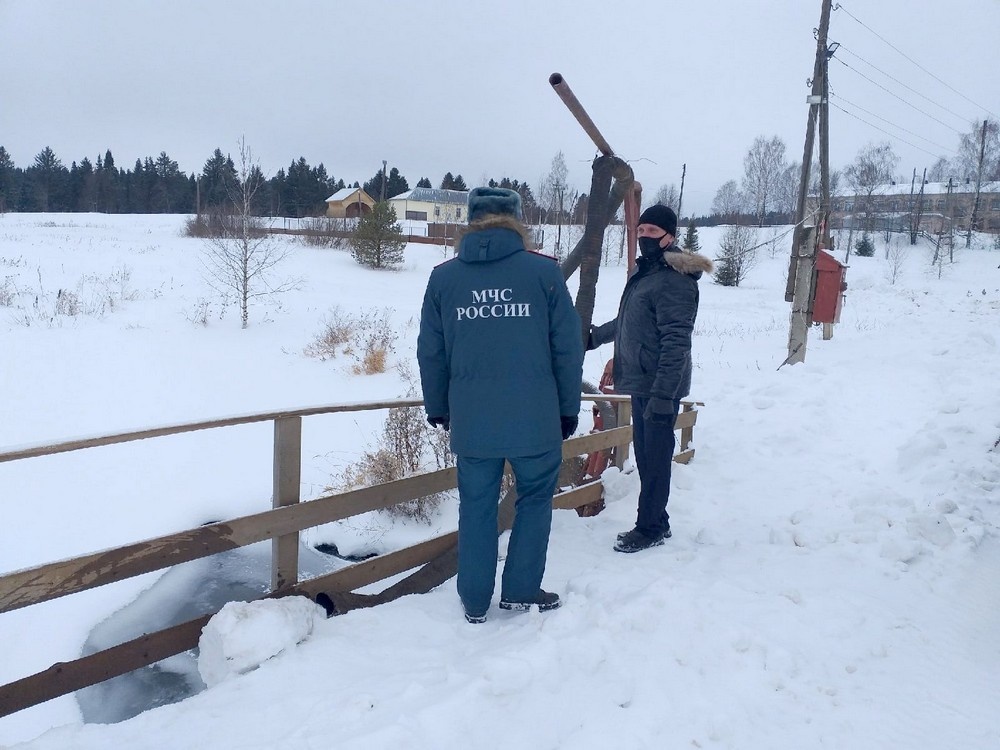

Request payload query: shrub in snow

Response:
[330,365,453,522]
[303,305,359,360]
[198,597,324,688]
[682,222,701,254]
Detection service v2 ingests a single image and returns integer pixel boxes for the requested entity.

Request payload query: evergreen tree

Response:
[200,148,238,210]
[682,222,701,253]
[76,157,96,211]
[440,172,455,190]
[350,201,406,269]
[364,165,408,200]
[31,146,68,211]
[451,174,468,191]
[416,177,432,188]
[95,150,119,212]
[854,233,875,257]
[0,147,19,211]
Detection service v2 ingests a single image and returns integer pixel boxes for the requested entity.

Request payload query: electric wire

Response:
[830,101,949,160]
[833,56,965,135]
[834,2,1000,121]
[835,44,970,126]
[829,93,957,154]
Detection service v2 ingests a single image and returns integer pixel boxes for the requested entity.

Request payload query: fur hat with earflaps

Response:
[467,187,523,223]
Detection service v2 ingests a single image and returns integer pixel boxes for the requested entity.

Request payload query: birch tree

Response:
[202,137,297,329]
[742,135,787,226]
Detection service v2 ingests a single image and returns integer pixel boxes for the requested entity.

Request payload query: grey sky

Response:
[2,0,998,215]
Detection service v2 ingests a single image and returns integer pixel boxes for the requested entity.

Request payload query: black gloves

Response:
[643,398,676,425]
[427,416,450,431]
[585,325,597,351]
[560,415,579,440]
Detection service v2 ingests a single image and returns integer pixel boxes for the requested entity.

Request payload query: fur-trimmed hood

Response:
[662,246,714,277]
[454,215,532,263]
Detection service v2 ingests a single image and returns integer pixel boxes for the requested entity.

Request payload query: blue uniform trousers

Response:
[456,447,562,617]
[631,395,680,537]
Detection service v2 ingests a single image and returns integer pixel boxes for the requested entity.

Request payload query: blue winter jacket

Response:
[417,216,584,458]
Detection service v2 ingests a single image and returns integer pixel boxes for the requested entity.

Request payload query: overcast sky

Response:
[2,0,998,215]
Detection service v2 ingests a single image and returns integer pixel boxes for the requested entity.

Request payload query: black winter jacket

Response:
[591,244,713,408]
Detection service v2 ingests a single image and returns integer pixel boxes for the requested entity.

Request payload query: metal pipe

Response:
[549,73,615,156]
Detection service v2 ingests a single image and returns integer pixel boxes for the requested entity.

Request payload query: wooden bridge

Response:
[0,396,700,717]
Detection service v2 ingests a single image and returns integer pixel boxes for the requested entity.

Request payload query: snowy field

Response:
[1,213,999,748]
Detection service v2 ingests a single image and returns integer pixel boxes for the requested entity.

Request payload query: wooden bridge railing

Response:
[0,394,700,718]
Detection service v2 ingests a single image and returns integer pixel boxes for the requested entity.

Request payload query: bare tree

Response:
[711,179,744,223]
[956,119,1000,245]
[774,163,800,220]
[652,183,679,210]
[927,156,951,182]
[201,137,297,329]
[742,135,787,226]
[843,141,899,236]
[541,151,569,255]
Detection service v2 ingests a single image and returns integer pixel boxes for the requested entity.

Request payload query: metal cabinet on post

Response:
[812,249,847,338]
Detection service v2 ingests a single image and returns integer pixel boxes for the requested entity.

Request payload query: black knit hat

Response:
[638,204,678,236]
[467,187,523,223]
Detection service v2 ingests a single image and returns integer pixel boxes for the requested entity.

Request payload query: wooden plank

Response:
[552,480,604,510]
[561,425,631,458]
[271,417,302,592]
[673,409,697,430]
[1,394,632,465]
[674,449,695,464]
[0,399,425,464]
[0,466,458,614]
[0,614,212,719]
[292,532,459,598]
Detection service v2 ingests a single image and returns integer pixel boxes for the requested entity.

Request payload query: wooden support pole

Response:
[786,226,818,365]
[614,400,632,469]
[271,416,302,592]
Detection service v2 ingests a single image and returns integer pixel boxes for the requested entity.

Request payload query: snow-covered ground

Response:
[1,214,999,748]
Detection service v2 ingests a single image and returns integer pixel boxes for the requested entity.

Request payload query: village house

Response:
[831,179,1000,235]
[325,187,375,218]
[388,187,468,223]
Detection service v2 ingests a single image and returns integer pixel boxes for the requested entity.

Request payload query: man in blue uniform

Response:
[417,187,583,623]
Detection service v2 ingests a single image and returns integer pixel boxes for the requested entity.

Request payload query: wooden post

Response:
[614,400,632,469]
[679,403,695,452]
[822,322,834,340]
[272,416,302,591]
[786,226,817,365]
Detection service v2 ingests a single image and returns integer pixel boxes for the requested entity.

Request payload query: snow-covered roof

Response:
[325,187,370,203]
[837,180,1000,198]
[389,187,468,205]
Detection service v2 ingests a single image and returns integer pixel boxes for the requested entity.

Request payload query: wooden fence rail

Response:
[0,394,701,718]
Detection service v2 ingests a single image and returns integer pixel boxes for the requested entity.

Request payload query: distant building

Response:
[831,179,1000,234]
[325,188,375,218]
[388,187,468,223]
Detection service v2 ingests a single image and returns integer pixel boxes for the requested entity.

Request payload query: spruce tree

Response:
[855,233,875,257]
[416,177,432,188]
[350,201,406,269]
[682,222,701,253]
[440,172,455,190]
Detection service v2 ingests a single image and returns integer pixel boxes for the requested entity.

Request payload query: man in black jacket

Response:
[589,205,712,552]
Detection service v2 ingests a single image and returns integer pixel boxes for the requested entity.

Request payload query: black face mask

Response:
[638,235,666,259]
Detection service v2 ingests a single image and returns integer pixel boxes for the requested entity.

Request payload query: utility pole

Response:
[677,163,687,224]
[945,176,955,262]
[966,119,988,248]
[380,159,387,202]
[785,0,833,365]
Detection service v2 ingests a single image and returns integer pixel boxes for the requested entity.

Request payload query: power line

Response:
[829,100,950,160]
[833,2,1000,121]
[833,56,965,135]
[835,44,970,126]
[829,92,957,154]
